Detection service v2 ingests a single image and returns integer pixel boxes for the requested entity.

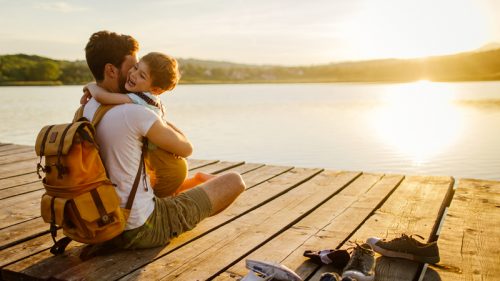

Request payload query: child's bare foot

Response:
[194,172,217,182]
[175,173,218,195]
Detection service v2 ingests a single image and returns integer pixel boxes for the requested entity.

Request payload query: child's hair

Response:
[141,52,180,92]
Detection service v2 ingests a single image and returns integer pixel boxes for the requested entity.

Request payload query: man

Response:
[82,31,245,249]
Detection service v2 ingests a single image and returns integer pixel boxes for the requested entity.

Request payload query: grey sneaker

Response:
[366,234,440,264]
[342,243,375,281]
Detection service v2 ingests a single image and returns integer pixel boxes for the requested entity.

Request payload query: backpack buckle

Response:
[36,163,45,179]
[97,214,115,227]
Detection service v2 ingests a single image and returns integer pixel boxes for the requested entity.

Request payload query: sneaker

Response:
[342,243,375,281]
[366,234,440,264]
[245,259,302,281]
[304,249,350,269]
[319,272,342,281]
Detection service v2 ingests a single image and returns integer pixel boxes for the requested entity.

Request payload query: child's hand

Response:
[80,87,92,105]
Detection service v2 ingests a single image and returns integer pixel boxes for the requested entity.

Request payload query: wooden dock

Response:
[0,142,498,281]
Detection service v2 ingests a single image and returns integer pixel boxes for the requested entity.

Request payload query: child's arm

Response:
[85,82,132,105]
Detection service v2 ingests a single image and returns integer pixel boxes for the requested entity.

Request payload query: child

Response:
[84,52,215,197]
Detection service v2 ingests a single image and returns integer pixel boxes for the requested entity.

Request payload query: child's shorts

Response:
[145,148,188,198]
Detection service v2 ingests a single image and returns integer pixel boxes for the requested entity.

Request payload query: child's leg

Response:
[148,150,188,198]
[174,172,218,195]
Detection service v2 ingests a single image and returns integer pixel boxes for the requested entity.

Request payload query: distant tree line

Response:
[0,54,93,85]
[1,49,500,86]
[179,48,500,83]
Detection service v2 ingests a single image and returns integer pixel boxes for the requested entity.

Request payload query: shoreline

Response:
[1,79,500,87]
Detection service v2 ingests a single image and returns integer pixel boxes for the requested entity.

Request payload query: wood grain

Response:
[433,179,500,281]
[214,173,404,281]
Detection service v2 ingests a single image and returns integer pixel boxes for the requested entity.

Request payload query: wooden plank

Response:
[0,173,39,190]
[112,171,358,281]
[186,158,219,170]
[432,179,500,280]
[0,148,34,157]
[237,165,293,190]
[0,218,48,251]
[2,167,322,281]
[0,189,44,229]
[220,163,265,175]
[0,159,36,179]
[187,161,244,177]
[0,151,37,165]
[215,173,404,280]
[0,182,42,200]
[308,175,454,281]
[0,218,54,268]
[0,144,32,153]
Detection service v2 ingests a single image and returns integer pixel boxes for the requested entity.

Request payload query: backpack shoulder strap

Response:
[72,104,116,126]
[73,105,85,122]
[125,138,148,212]
[92,105,116,127]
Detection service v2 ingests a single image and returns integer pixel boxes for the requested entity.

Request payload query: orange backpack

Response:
[35,105,145,254]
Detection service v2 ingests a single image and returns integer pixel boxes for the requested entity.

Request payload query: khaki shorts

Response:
[107,186,213,249]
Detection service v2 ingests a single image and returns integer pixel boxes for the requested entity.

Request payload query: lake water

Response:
[1,82,499,181]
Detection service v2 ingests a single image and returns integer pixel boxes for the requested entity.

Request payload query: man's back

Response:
[82,98,159,229]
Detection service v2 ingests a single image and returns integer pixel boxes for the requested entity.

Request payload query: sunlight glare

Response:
[372,81,463,165]
[346,0,490,59]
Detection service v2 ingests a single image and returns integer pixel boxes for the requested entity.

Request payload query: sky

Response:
[0,0,499,66]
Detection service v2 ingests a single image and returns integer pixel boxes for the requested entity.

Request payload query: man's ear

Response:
[104,63,118,79]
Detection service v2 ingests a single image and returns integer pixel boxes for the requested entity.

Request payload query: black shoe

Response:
[342,243,375,281]
[303,249,350,269]
[366,234,440,264]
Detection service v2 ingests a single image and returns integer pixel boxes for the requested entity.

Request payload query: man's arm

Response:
[86,82,132,105]
[166,121,186,137]
[146,120,193,157]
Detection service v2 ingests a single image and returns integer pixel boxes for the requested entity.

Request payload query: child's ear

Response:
[151,87,164,95]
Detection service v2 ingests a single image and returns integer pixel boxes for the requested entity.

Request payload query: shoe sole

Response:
[371,244,440,264]
[342,270,374,281]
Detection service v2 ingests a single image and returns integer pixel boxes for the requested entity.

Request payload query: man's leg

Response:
[197,171,246,215]
[97,172,245,250]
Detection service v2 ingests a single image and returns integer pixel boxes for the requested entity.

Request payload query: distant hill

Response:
[1,47,500,85]
[476,42,500,52]
[178,47,500,83]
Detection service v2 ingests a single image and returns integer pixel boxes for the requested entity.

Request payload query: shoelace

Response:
[344,241,374,274]
[345,241,373,254]
[391,234,426,245]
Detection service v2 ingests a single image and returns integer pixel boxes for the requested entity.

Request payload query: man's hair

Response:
[141,52,180,92]
[85,31,139,81]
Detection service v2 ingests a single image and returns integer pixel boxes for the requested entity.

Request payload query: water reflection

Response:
[372,81,464,165]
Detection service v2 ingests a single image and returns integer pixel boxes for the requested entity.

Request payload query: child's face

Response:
[125,60,153,93]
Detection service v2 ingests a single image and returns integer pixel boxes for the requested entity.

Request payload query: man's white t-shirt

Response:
[83,98,160,230]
